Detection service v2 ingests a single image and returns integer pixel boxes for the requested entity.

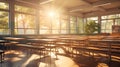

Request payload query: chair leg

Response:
[0,52,4,63]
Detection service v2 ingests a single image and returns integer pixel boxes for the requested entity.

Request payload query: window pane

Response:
[106,20,113,29]
[15,13,35,34]
[116,14,120,18]
[15,13,35,28]
[115,19,120,25]
[61,15,68,19]
[70,20,76,29]
[26,29,35,34]
[70,29,77,34]
[0,29,9,34]
[101,16,107,19]
[52,19,60,29]
[52,30,59,34]
[101,20,113,33]
[61,30,68,34]
[39,17,51,34]
[87,17,98,20]
[0,2,8,9]
[70,16,76,21]
[108,15,116,19]
[61,20,69,29]
[15,29,35,34]
[15,29,24,34]
[39,29,51,34]
[101,20,107,29]
[15,5,35,14]
[0,11,9,35]
[78,17,84,33]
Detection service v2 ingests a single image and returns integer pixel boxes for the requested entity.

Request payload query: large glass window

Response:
[39,9,61,34]
[52,18,60,34]
[15,13,35,34]
[115,14,120,25]
[77,17,84,34]
[115,19,120,25]
[0,2,9,9]
[101,14,120,33]
[39,17,51,34]
[39,9,70,34]
[15,5,35,14]
[87,17,98,23]
[61,19,69,34]
[70,16,77,34]
[101,20,113,33]
[0,2,9,35]
[15,5,36,34]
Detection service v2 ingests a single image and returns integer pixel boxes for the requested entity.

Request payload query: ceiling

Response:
[15,0,120,17]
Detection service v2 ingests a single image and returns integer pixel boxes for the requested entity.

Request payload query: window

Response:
[39,9,70,34]
[87,17,98,21]
[14,5,36,35]
[86,17,98,34]
[70,16,77,34]
[77,17,84,34]
[0,2,9,35]
[61,19,69,34]
[101,20,113,33]
[0,2,9,9]
[15,5,35,14]
[15,13,35,34]
[39,17,51,34]
[52,18,60,34]
[115,19,120,25]
[39,9,61,34]
[101,14,120,33]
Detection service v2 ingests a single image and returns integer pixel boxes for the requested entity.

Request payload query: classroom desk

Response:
[28,38,58,58]
[89,39,120,67]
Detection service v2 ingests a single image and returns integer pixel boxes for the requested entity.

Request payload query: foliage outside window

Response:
[0,2,8,9]
[85,20,99,34]
[0,2,9,35]
[39,9,61,34]
[39,9,70,34]
[85,17,98,34]
[15,5,36,34]
[15,5,35,14]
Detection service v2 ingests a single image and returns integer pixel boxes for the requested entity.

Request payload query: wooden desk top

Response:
[4,37,25,41]
[0,40,6,43]
[89,39,120,43]
[16,44,45,49]
[29,38,57,41]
